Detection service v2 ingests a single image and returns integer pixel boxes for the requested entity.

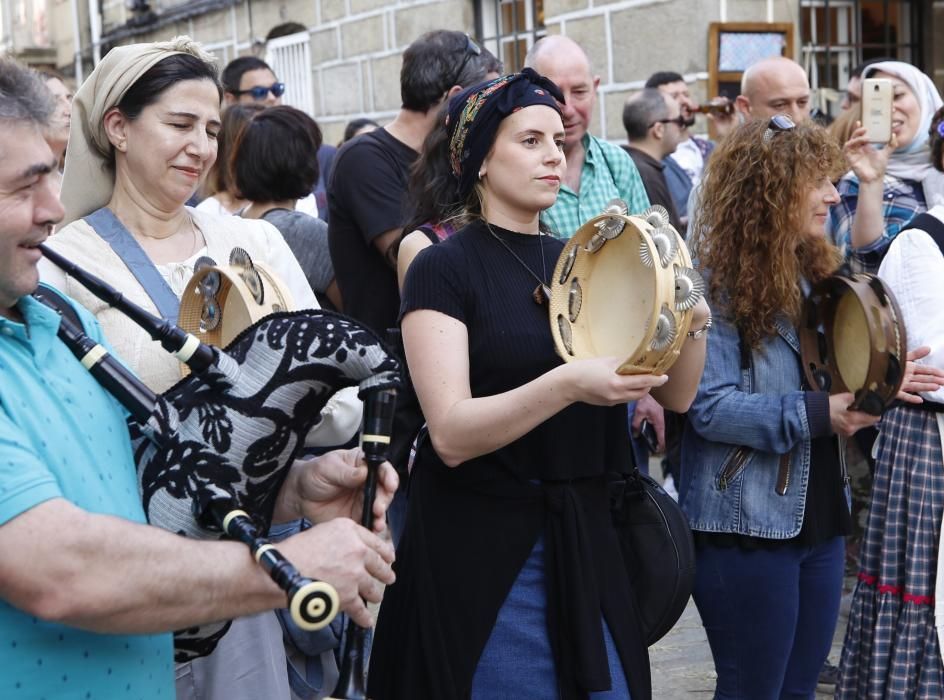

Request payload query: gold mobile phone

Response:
[862,78,893,143]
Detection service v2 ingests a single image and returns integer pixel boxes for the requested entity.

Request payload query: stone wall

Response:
[543,0,795,141]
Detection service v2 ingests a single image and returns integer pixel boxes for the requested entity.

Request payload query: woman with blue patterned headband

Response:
[368,68,709,699]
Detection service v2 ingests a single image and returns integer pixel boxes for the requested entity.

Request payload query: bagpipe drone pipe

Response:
[36,244,401,661]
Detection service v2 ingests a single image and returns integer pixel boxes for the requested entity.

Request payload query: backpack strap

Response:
[84,207,181,324]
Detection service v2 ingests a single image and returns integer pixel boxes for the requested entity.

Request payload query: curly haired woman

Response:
[679,117,883,699]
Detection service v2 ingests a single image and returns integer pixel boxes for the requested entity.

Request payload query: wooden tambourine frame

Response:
[179,262,295,349]
[549,212,700,376]
[799,273,906,416]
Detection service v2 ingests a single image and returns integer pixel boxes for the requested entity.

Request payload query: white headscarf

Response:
[863,61,944,205]
[59,36,217,227]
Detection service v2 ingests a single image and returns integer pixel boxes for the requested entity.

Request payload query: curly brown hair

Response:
[697,119,845,348]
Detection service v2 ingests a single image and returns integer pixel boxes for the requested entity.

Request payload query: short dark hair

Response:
[208,103,266,194]
[0,58,54,127]
[623,89,669,141]
[342,117,379,144]
[231,105,323,201]
[400,30,502,112]
[931,105,944,173]
[117,53,222,120]
[222,56,274,94]
[645,71,684,89]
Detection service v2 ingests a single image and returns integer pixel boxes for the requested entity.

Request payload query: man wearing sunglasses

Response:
[622,89,685,232]
[222,56,285,107]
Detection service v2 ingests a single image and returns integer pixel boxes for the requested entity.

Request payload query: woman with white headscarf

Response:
[826,61,944,273]
[39,37,364,700]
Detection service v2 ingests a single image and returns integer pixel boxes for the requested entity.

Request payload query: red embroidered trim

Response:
[858,571,935,606]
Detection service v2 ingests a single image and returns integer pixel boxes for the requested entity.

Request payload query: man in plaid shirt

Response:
[525,36,650,240]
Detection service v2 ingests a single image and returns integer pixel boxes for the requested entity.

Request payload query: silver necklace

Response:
[486,221,550,306]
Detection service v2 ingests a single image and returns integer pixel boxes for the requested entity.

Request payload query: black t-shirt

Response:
[327,128,417,335]
[398,219,630,482]
[623,146,683,231]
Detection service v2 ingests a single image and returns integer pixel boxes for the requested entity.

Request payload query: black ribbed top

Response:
[399,218,631,481]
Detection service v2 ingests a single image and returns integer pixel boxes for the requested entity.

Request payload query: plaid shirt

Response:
[826,173,927,274]
[542,134,650,240]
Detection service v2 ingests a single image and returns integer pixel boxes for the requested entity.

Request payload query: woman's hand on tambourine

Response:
[844,124,898,184]
[564,357,668,406]
[896,346,944,403]
[272,448,399,532]
[828,393,882,437]
[279,518,396,628]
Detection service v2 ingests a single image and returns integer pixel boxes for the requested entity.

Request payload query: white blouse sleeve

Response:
[879,221,944,403]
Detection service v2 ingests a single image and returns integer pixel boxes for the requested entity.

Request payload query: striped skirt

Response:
[837,406,944,699]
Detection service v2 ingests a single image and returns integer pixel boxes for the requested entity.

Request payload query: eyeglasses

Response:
[650,115,688,129]
[762,114,796,143]
[446,34,482,91]
[232,82,286,101]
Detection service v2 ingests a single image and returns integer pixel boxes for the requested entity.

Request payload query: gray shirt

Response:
[260,208,335,308]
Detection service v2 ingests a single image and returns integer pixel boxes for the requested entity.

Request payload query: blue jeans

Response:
[693,536,844,700]
[471,535,631,699]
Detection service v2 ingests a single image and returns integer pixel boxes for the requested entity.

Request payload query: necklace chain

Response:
[485,221,550,305]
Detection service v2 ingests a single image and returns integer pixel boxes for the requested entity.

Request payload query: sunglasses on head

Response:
[446,34,482,91]
[233,82,286,101]
[762,114,796,143]
[651,115,688,129]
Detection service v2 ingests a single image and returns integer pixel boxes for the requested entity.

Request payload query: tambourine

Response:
[799,273,907,416]
[549,201,704,375]
[179,247,295,348]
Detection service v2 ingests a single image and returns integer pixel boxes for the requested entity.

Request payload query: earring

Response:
[478,170,484,179]
[116,141,126,152]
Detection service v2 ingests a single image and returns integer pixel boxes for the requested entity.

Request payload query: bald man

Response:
[524,35,650,240]
[735,56,812,124]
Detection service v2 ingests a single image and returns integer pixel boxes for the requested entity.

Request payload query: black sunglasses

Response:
[232,82,286,101]
[650,115,688,129]
[446,35,482,91]
[763,114,796,143]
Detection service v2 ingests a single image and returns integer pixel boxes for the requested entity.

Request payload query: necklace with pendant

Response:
[486,221,550,306]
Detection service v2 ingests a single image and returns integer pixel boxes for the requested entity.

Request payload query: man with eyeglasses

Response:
[327,30,500,338]
[622,89,685,232]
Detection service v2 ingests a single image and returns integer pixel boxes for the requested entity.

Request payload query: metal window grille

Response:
[799,0,923,93]
[266,31,314,116]
[475,0,545,72]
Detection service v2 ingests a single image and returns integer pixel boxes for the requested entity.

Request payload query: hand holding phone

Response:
[861,78,893,143]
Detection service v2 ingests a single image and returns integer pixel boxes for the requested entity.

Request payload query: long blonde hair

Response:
[697,119,844,348]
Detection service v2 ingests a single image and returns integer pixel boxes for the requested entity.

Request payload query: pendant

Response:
[533,283,551,306]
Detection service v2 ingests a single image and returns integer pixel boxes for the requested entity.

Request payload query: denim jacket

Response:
[679,307,833,539]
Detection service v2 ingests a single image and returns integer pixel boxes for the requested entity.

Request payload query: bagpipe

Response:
[36,244,401,662]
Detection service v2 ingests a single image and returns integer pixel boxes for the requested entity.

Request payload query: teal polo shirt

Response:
[541,134,651,240]
[0,287,173,699]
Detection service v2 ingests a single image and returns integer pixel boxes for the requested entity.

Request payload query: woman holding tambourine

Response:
[837,107,944,698]
[679,117,886,699]
[369,70,708,699]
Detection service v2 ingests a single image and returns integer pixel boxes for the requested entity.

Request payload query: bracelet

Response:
[687,315,713,340]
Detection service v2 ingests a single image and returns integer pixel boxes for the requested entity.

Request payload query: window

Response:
[265,31,314,117]
[475,0,545,72]
[799,0,924,96]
